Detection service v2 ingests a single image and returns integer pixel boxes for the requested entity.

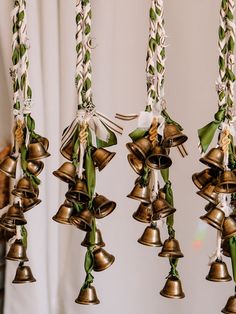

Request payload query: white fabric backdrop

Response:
[0,0,234,313]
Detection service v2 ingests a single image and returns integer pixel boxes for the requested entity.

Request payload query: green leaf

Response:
[129,128,148,141]
[84,50,90,64]
[149,38,156,52]
[228,36,235,52]
[27,115,35,132]
[84,24,91,35]
[27,86,32,99]
[84,248,94,273]
[85,147,96,198]
[20,73,26,90]
[227,68,236,82]
[14,101,20,110]
[83,78,91,92]
[18,11,25,22]
[219,56,225,70]
[150,7,156,21]
[21,226,28,249]
[219,26,225,41]
[20,44,27,58]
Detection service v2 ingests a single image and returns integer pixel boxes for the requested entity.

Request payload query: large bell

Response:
[200,207,225,231]
[206,260,232,282]
[92,148,116,171]
[127,154,144,175]
[127,182,151,203]
[27,160,44,176]
[21,197,42,212]
[192,168,217,190]
[222,295,236,314]
[12,264,36,284]
[197,182,219,205]
[152,197,176,220]
[27,141,50,161]
[146,145,172,170]
[6,239,28,262]
[162,123,188,148]
[66,179,90,203]
[199,147,224,170]
[0,155,18,178]
[53,162,76,184]
[75,285,100,305]
[81,228,105,248]
[12,177,37,199]
[93,195,116,219]
[60,138,74,161]
[222,240,231,258]
[93,247,115,272]
[160,276,185,299]
[69,208,93,232]
[215,170,236,194]
[52,201,74,225]
[159,238,184,258]
[138,225,162,247]
[222,217,236,240]
[132,203,152,223]
[5,204,27,225]
[126,138,152,160]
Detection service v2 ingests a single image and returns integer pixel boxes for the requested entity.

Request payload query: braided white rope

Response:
[76,0,84,108]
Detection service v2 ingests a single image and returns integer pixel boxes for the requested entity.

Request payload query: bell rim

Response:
[70,216,92,232]
[159,251,184,258]
[192,173,203,190]
[75,299,100,305]
[199,156,224,171]
[222,230,236,240]
[22,199,42,212]
[52,216,71,225]
[65,191,90,203]
[81,240,106,248]
[0,167,16,179]
[5,255,29,262]
[132,212,151,224]
[126,143,146,160]
[12,189,37,199]
[162,134,188,148]
[196,190,219,205]
[200,216,223,231]
[94,201,116,219]
[60,149,73,161]
[206,275,232,282]
[127,193,150,204]
[160,290,185,299]
[27,161,44,176]
[97,152,116,172]
[52,170,76,184]
[93,254,115,272]
[146,155,172,170]
[153,208,176,220]
[215,185,236,194]
[137,238,162,247]
[127,154,143,175]
[12,277,36,284]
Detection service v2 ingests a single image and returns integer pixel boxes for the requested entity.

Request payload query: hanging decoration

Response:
[192,0,236,312]
[0,0,50,284]
[116,0,188,299]
[52,0,122,305]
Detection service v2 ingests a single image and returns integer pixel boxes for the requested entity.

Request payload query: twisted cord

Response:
[15,119,25,148]
[76,0,84,108]
[148,117,158,148]
[220,128,230,153]
[79,122,88,145]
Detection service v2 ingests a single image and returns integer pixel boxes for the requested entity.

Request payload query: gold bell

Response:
[127,182,151,203]
[39,137,49,151]
[75,285,100,305]
[66,179,90,203]
[206,260,232,282]
[192,168,217,190]
[27,141,50,161]
[222,217,236,240]
[0,214,16,233]
[6,239,28,262]
[93,247,115,272]
[81,228,105,247]
[69,208,93,232]
[53,162,76,184]
[222,295,236,314]
[160,276,185,299]
[27,160,44,176]
[159,238,184,258]
[138,225,162,247]
[146,145,172,170]
[127,154,144,175]
[21,197,42,212]
[126,138,152,160]
[0,155,18,178]
[152,197,176,220]
[5,204,27,225]
[199,147,224,170]
[162,123,188,148]
[200,207,225,231]
[93,195,116,219]
[215,170,236,194]
[52,200,74,225]
[222,240,231,258]
[197,182,219,204]
[92,148,116,171]
[60,138,74,161]
[12,263,36,284]
[132,203,152,223]
[12,177,37,199]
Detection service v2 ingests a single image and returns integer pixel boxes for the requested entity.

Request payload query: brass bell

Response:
[127,182,151,203]
[93,247,115,272]
[146,145,172,170]
[222,217,236,240]
[205,202,216,212]
[215,170,236,194]
[127,154,144,175]
[52,200,74,225]
[0,155,18,178]
[0,215,16,233]
[162,123,188,148]
[159,238,184,258]
[92,148,116,171]
[21,197,42,212]
[222,240,231,258]
[197,182,219,205]
[5,204,27,225]
[160,276,185,299]
[192,168,217,190]
[27,160,44,176]
[27,141,50,161]
[69,208,93,232]
[222,295,236,314]
[12,263,36,284]
[206,260,232,282]
[75,285,100,305]
[138,225,162,247]
[199,147,224,170]
[126,137,152,160]
[93,195,116,219]
[53,162,76,184]
[66,179,90,203]
[81,228,105,247]
[39,137,49,151]
[6,239,28,262]
[200,207,225,231]
[132,203,152,223]
[12,177,37,199]
[60,138,74,161]
[152,197,176,220]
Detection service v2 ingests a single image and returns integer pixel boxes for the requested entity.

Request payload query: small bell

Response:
[93,195,116,219]
[0,214,16,233]
[39,137,49,151]
[93,247,115,272]
[21,197,42,212]
[159,238,184,258]
[192,168,217,190]
[12,177,37,199]
[200,207,225,231]
[6,239,28,262]
[222,217,236,240]
[126,138,152,160]
[197,182,219,205]
[5,204,27,225]
[27,160,44,176]
[132,203,152,223]
[69,208,93,232]
[138,225,162,247]
[127,154,144,175]
[60,138,74,161]
[152,197,176,220]
[206,260,232,282]
[53,162,76,184]
[52,201,74,225]
[27,141,50,161]
[0,155,18,178]
[199,147,224,170]
[162,123,188,148]
[92,147,116,171]
[66,179,90,203]
[12,263,36,284]
[160,276,185,299]
[75,285,100,305]
[127,182,151,203]
[146,145,172,170]
[222,295,236,314]
[81,228,105,247]
[215,170,236,194]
